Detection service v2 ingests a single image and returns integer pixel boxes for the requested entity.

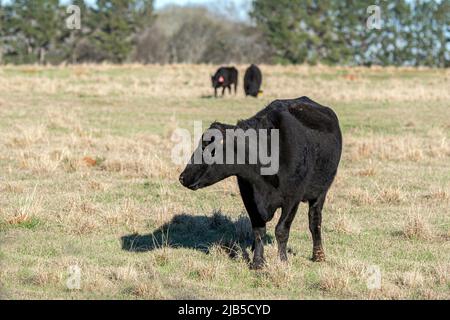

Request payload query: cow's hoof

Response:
[250,259,265,270]
[279,252,288,262]
[312,249,326,262]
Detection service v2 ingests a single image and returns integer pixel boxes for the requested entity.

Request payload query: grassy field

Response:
[0,64,449,300]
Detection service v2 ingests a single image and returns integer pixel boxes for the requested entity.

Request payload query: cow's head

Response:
[246,84,261,97]
[179,122,234,190]
[211,74,225,88]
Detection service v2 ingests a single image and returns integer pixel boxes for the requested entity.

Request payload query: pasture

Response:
[0,64,449,299]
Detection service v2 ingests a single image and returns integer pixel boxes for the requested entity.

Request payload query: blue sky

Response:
[69,0,250,12]
[154,0,251,20]
[154,0,248,10]
[53,0,251,20]
[2,0,252,21]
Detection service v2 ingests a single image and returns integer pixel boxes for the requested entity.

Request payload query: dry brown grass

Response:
[330,213,361,235]
[395,270,426,289]
[346,134,450,163]
[317,268,351,295]
[0,64,448,103]
[432,264,450,286]
[402,212,434,241]
[4,185,42,226]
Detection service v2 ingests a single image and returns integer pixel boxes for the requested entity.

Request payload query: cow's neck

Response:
[235,167,281,222]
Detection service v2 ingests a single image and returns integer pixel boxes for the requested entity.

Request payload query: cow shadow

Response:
[120,212,273,261]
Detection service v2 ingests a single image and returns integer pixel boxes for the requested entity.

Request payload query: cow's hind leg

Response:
[222,87,226,96]
[308,193,327,262]
[275,202,300,261]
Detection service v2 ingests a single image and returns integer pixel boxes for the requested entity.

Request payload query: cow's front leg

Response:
[251,226,266,269]
[236,177,267,270]
[275,202,300,261]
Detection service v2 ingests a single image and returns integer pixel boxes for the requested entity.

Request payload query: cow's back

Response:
[218,67,237,82]
[244,65,262,96]
[263,97,342,199]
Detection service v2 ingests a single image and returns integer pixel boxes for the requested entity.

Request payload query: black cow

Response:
[244,64,263,97]
[211,67,238,98]
[179,96,342,269]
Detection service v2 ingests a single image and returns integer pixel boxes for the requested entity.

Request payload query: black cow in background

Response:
[211,67,238,98]
[244,64,263,97]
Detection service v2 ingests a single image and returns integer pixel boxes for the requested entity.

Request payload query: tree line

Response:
[0,0,448,67]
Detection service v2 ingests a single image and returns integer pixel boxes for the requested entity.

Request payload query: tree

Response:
[63,0,92,64]
[134,23,169,64]
[250,0,449,67]
[250,0,307,64]
[362,0,415,66]
[168,11,222,63]
[91,0,154,63]
[3,0,62,64]
[434,0,450,68]
[0,0,447,67]
[138,6,271,65]
[250,0,366,65]
[0,0,5,64]
[413,0,450,67]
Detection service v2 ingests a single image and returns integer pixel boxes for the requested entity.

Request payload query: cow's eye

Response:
[202,136,215,150]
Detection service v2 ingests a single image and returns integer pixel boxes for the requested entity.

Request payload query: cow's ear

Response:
[216,123,226,134]
[211,122,227,136]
